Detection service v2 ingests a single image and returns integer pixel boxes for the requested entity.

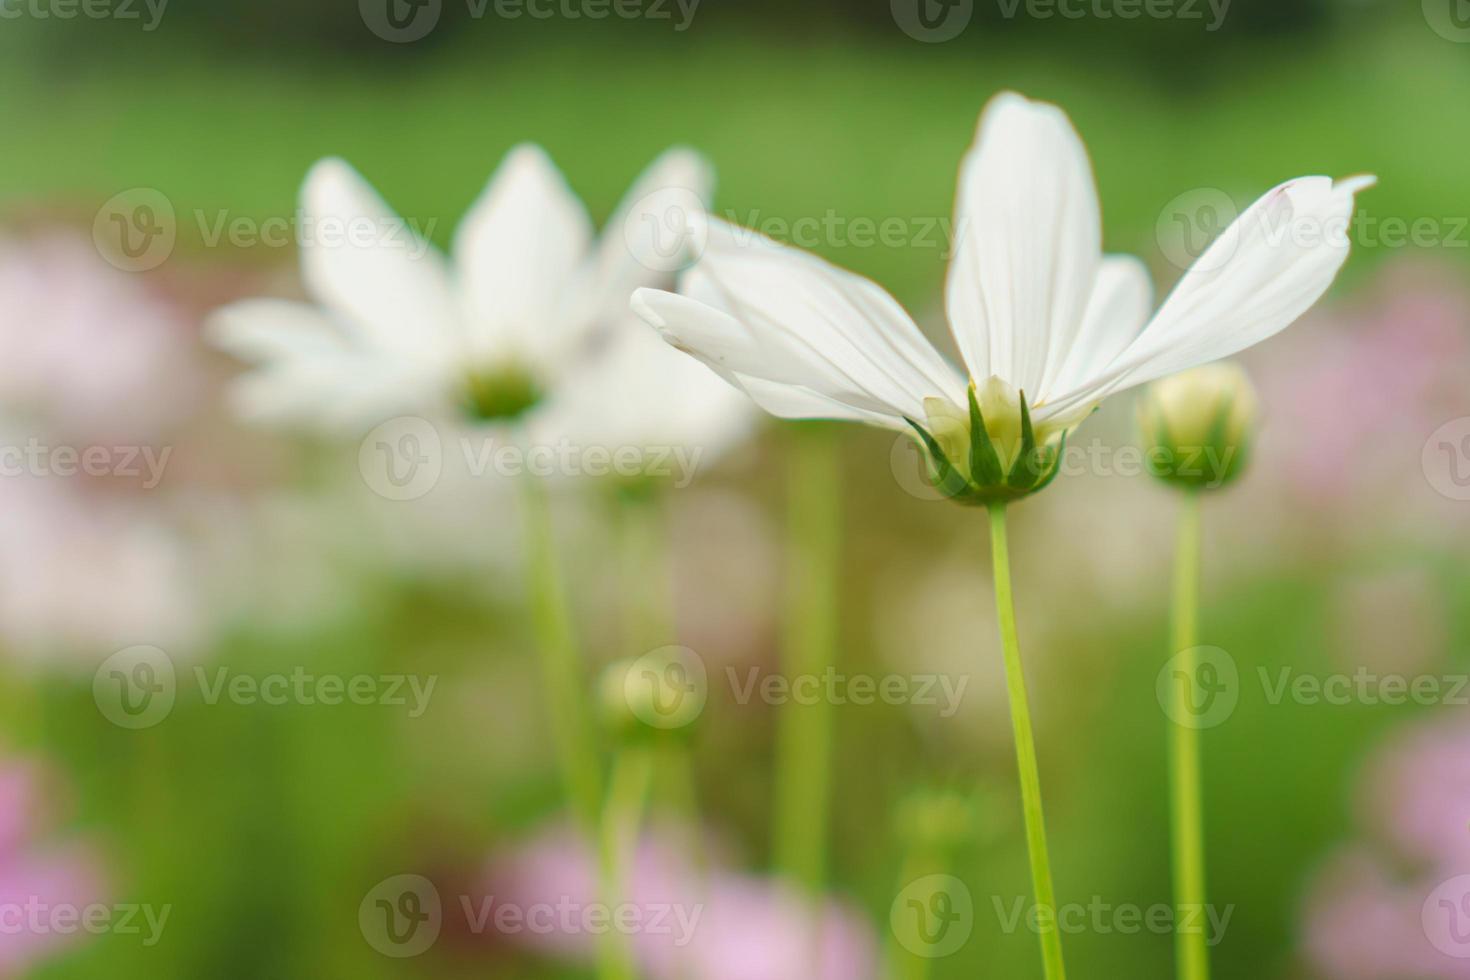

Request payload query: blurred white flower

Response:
[209,146,754,479]
[0,478,203,666]
[633,91,1371,497]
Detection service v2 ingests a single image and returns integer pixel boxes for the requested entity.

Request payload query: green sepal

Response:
[1030,430,1067,495]
[1006,392,1040,490]
[904,418,971,500]
[966,385,1004,486]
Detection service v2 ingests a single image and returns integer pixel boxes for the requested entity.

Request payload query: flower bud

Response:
[597,650,704,744]
[1138,362,1258,491]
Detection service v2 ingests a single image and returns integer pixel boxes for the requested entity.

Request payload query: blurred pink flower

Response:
[1302,713,1470,979]
[1361,715,1470,870]
[1242,261,1470,535]
[0,234,197,443]
[486,823,877,980]
[1302,850,1437,980]
[0,760,107,977]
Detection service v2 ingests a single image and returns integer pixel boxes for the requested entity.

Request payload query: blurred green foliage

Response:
[2,2,1467,978]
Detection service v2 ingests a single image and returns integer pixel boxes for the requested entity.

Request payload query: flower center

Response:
[462,363,543,423]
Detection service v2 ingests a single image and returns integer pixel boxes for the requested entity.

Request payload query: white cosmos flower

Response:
[631,91,1373,498]
[209,146,753,474]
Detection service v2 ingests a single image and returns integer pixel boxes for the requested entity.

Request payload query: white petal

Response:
[453,144,593,369]
[1048,175,1374,414]
[945,92,1103,394]
[529,317,755,475]
[229,355,444,434]
[632,286,922,430]
[299,158,459,358]
[1044,255,1153,397]
[576,147,715,319]
[632,220,964,428]
[206,299,349,361]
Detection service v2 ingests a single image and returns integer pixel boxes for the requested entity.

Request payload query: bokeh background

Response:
[1,0,1469,977]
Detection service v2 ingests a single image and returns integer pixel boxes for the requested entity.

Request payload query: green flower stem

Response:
[520,469,602,831]
[773,425,841,894]
[987,503,1066,980]
[597,744,655,980]
[614,488,705,831]
[882,845,948,980]
[616,487,671,655]
[1169,490,1210,980]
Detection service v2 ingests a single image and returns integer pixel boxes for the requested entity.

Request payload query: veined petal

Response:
[1044,255,1153,397]
[671,218,965,424]
[1047,175,1374,415]
[299,158,459,359]
[453,144,594,368]
[945,92,1103,394]
[630,287,898,426]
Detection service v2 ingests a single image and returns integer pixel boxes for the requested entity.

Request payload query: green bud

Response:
[904,376,1074,506]
[1138,362,1259,491]
[597,649,705,744]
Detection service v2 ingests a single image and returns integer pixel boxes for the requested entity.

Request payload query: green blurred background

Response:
[2,1,1468,978]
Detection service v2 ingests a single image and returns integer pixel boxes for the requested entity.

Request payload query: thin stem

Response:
[772,426,841,894]
[987,503,1066,980]
[616,488,671,655]
[520,469,602,830]
[597,745,655,980]
[1169,490,1210,980]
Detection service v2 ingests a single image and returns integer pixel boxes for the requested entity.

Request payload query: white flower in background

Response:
[209,145,753,475]
[632,91,1373,503]
[0,478,203,665]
